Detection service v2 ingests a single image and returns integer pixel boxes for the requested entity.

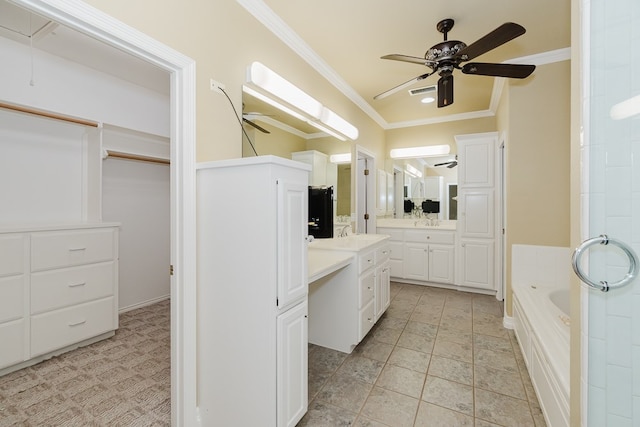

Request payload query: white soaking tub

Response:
[512,245,570,427]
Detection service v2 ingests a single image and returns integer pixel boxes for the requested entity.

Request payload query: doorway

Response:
[8,1,197,425]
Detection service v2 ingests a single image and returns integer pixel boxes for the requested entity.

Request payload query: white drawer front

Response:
[31,297,115,357]
[0,234,25,277]
[405,230,455,245]
[0,275,25,323]
[31,262,115,314]
[31,228,116,272]
[0,320,25,370]
[358,299,375,341]
[359,269,375,308]
[358,249,376,274]
[376,244,391,264]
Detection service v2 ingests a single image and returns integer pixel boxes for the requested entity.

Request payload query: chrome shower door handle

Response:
[571,234,639,292]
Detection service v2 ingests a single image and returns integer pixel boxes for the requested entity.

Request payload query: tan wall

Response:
[82,0,386,163]
[243,125,307,158]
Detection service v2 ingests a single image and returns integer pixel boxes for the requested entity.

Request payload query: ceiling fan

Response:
[434,157,458,168]
[374,19,536,107]
[242,103,271,134]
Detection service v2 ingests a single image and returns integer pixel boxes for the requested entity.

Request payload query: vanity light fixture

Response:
[246,62,359,140]
[405,164,423,178]
[389,144,450,159]
[329,153,351,164]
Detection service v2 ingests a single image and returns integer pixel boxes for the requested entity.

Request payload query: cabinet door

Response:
[428,245,454,284]
[277,179,308,309]
[459,189,494,239]
[457,136,495,188]
[277,301,308,427]
[459,240,494,290]
[375,261,391,317]
[404,243,429,281]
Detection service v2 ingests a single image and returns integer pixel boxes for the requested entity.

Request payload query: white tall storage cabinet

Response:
[196,156,310,427]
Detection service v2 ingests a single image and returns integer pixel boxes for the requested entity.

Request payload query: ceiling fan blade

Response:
[433,161,452,167]
[455,22,526,62]
[374,72,433,100]
[243,118,270,134]
[437,74,454,108]
[447,162,457,168]
[461,62,535,78]
[381,54,436,67]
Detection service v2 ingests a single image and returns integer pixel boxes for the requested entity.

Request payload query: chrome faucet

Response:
[338,225,351,237]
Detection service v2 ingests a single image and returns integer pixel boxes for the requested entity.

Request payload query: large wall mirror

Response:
[390,156,458,220]
[242,87,352,222]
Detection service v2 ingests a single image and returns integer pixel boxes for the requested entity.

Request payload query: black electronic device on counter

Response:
[404,199,414,213]
[308,186,334,238]
[422,200,440,214]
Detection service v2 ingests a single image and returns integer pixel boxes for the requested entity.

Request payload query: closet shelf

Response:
[104,150,170,165]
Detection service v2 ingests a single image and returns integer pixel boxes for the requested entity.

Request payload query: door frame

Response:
[354,144,376,234]
[9,1,198,425]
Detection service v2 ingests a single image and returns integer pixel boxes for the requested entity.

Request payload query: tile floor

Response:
[298,282,546,427]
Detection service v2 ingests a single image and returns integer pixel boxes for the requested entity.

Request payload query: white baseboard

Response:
[503,314,515,330]
[119,294,170,314]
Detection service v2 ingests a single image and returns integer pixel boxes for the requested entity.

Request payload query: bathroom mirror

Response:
[242,88,352,219]
[390,156,458,220]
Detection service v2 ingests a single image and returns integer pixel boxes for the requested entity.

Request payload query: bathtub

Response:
[512,245,570,427]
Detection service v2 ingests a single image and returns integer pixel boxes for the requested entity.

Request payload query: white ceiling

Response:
[0,0,571,130]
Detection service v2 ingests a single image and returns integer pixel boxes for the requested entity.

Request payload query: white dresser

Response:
[0,223,119,375]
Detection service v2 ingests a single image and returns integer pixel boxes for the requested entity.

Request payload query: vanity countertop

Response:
[377,218,457,231]
[307,249,354,283]
[308,233,390,252]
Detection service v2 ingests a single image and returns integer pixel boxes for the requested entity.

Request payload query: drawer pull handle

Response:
[68,320,86,327]
[69,247,87,252]
[68,282,86,288]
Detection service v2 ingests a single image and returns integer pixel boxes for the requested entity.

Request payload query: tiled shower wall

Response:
[583,0,640,424]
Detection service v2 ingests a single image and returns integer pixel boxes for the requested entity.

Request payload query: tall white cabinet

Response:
[196,156,310,427]
[455,132,498,292]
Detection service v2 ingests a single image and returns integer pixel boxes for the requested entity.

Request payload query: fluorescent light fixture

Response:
[307,120,347,141]
[405,164,422,178]
[242,85,309,123]
[390,144,450,159]
[247,62,323,119]
[320,107,359,140]
[610,94,640,120]
[329,153,351,164]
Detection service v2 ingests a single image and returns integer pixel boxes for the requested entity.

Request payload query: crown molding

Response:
[237,0,571,131]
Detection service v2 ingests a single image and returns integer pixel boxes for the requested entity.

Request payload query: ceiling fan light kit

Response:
[376,18,536,107]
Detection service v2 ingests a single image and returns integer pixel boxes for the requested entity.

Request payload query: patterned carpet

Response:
[0,300,171,427]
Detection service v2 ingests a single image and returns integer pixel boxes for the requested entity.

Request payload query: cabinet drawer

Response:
[0,319,25,370]
[377,228,403,241]
[358,299,375,341]
[0,275,25,323]
[31,297,115,357]
[358,249,376,274]
[31,262,115,314]
[376,244,391,264]
[405,229,455,245]
[359,269,375,307]
[31,228,116,272]
[0,234,25,277]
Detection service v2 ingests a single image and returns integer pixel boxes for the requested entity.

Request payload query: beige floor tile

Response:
[474,364,527,399]
[315,373,372,413]
[376,364,426,398]
[353,416,391,427]
[397,331,435,354]
[409,310,442,325]
[308,345,348,375]
[428,355,473,385]
[368,325,403,345]
[337,355,384,384]
[308,369,333,402]
[474,419,502,427]
[404,320,438,338]
[474,388,535,426]
[387,347,431,373]
[385,303,415,320]
[352,337,394,363]
[432,338,473,363]
[436,325,473,345]
[473,333,514,353]
[474,348,519,373]
[297,400,357,426]
[361,387,419,427]
[414,402,474,427]
[376,314,408,331]
[422,375,474,416]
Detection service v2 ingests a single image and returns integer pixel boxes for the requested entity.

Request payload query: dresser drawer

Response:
[31,228,116,272]
[405,229,455,245]
[358,299,375,341]
[31,297,115,357]
[0,234,25,277]
[358,249,376,274]
[358,269,375,307]
[0,320,26,370]
[31,262,115,314]
[0,275,25,323]
[376,244,391,264]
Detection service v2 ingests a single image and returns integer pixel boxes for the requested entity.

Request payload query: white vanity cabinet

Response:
[196,156,310,427]
[0,224,119,374]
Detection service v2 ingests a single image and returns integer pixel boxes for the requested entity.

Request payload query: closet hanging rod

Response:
[105,150,170,165]
[0,101,99,127]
